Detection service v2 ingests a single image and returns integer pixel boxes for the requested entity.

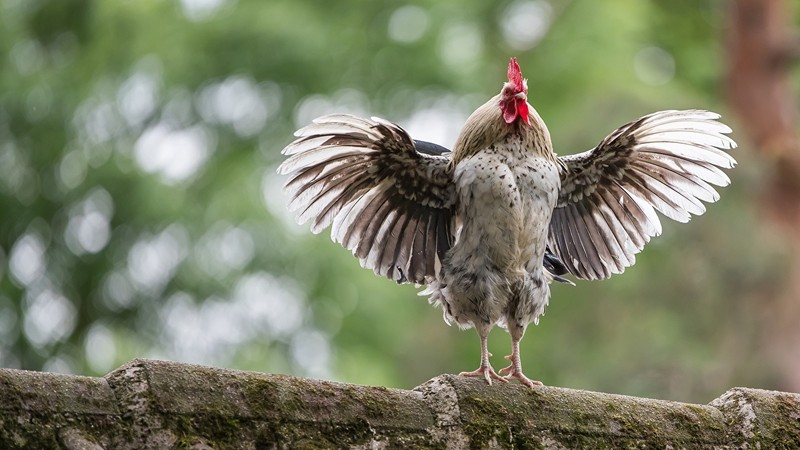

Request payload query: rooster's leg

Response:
[499,326,543,388]
[459,324,506,385]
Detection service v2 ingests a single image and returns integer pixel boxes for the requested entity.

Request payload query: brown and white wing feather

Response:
[548,109,737,280]
[278,114,455,284]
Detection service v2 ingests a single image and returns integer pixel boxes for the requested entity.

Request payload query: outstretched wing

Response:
[548,110,737,280]
[278,114,455,284]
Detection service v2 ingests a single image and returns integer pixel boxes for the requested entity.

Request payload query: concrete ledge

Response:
[0,359,797,449]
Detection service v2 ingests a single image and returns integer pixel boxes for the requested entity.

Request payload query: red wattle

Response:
[503,102,517,124]
[517,100,530,125]
[503,108,517,123]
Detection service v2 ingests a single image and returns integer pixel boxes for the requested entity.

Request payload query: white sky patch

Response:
[388,5,430,44]
[438,22,483,69]
[0,350,20,369]
[634,46,676,86]
[58,149,88,191]
[293,88,370,129]
[0,141,39,205]
[64,187,114,255]
[216,226,254,271]
[102,270,137,311]
[290,328,332,379]
[402,93,477,149]
[127,225,189,296]
[163,88,194,128]
[159,273,309,366]
[9,232,46,287]
[23,287,77,348]
[501,0,553,50]
[194,222,255,279]
[196,75,275,137]
[84,322,117,374]
[65,211,110,255]
[117,68,160,128]
[0,142,24,195]
[232,273,306,338]
[9,38,44,76]
[179,0,228,21]
[293,95,332,128]
[43,356,75,374]
[261,172,307,235]
[133,123,213,184]
[261,80,283,126]
[76,99,123,146]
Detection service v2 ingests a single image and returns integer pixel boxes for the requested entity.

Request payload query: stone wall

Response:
[1,359,798,449]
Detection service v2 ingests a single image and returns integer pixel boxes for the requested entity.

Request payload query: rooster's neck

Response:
[451,96,554,166]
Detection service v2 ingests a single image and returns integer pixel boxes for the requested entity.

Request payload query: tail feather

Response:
[544,247,574,285]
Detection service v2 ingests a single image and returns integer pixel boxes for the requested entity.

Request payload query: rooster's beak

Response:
[515,92,527,100]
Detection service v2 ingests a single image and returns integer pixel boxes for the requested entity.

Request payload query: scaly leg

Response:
[499,326,542,388]
[459,325,506,385]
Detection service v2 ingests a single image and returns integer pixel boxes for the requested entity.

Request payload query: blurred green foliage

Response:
[0,0,788,402]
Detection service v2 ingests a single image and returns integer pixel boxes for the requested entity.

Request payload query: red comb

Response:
[507,57,524,90]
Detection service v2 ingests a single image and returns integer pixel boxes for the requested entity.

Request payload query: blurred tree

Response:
[0,0,788,402]
[726,0,800,391]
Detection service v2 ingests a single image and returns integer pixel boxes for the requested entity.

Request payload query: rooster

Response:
[278,58,736,387]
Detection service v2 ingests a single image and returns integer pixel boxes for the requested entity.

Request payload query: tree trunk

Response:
[726,0,800,391]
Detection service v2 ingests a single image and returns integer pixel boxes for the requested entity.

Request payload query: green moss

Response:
[196,375,438,448]
[6,364,800,449]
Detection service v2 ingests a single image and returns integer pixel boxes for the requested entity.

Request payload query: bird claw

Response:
[498,355,543,388]
[504,371,543,388]
[498,354,514,375]
[459,365,507,386]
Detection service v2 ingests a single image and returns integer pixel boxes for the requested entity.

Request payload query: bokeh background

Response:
[1,0,798,404]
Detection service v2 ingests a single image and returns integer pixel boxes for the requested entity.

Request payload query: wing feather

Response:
[560,206,591,276]
[549,110,736,280]
[408,213,429,283]
[366,209,399,272]
[631,158,720,203]
[355,190,395,263]
[295,171,366,231]
[379,208,411,280]
[576,200,618,275]
[597,190,638,255]
[423,212,438,281]
[389,212,414,282]
[587,196,629,270]
[568,204,604,278]
[279,114,455,284]
[622,172,691,223]
[599,189,643,258]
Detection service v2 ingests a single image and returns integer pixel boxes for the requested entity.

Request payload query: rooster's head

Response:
[499,57,530,126]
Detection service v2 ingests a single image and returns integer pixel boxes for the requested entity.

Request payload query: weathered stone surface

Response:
[0,359,797,449]
[417,375,729,449]
[106,359,436,449]
[0,367,120,449]
[711,387,800,449]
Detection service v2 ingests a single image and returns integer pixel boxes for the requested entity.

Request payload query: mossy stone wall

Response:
[0,359,797,449]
